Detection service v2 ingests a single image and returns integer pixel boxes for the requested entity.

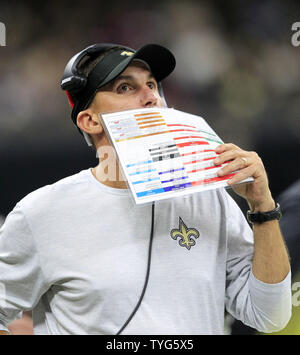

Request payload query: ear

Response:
[77,109,103,135]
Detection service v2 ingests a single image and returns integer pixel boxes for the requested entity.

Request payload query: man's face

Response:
[90,62,165,114]
[86,61,165,186]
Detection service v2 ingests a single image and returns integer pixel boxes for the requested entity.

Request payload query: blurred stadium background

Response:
[0,0,300,334]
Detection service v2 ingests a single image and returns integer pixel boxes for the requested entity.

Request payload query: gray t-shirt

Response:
[0,169,291,334]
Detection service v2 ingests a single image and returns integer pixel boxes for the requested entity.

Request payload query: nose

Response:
[139,85,158,108]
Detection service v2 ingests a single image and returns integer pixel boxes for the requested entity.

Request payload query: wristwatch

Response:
[247,203,282,224]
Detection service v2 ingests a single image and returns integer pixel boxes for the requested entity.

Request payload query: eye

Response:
[117,83,132,93]
[147,81,157,90]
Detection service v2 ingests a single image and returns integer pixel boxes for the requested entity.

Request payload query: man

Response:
[0,43,291,335]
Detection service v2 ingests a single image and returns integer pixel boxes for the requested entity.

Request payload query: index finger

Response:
[215,143,240,153]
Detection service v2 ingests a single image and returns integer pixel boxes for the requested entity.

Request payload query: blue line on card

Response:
[129,169,156,176]
[161,176,189,184]
[126,160,152,168]
[163,182,192,192]
[132,177,160,185]
[136,188,165,197]
[158,167,185,175]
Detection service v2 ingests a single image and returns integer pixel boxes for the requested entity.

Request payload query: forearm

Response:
[252,219,290,284]
[247,195,290,284]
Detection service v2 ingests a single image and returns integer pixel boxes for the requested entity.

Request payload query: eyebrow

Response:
[115,72,155,84]
[100,72,156,92]
[114,75,135,83]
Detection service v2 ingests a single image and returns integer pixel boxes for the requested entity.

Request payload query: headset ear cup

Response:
[61,75,87,93]
[61,44,120,94]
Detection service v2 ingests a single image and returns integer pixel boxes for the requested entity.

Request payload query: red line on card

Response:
[190,173,236,186]
[186,165,220,173]
[169,129,199,133]
[167,124,196,128]
[180,149,215,157]
[184,157,215,165]
[174,135,204,140]
[176,141,209,148]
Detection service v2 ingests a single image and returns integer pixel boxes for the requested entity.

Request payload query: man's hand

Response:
[215,143,290,284]
[214,143,275,212]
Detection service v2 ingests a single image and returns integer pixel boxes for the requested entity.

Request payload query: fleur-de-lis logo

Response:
[170,217,200,250]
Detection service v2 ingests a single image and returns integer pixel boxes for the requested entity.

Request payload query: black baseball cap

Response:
[61,43,176,126]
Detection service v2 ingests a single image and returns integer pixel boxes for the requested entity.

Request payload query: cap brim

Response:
[100,44,176,88]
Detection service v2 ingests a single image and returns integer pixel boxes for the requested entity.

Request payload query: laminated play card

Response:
[100,107,253,205]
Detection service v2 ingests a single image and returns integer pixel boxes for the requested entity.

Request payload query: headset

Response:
[61,43,131,146]
[61,43,169,102]
[60,43,175,334]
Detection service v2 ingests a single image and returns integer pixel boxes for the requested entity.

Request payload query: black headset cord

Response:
[116,202,155,335]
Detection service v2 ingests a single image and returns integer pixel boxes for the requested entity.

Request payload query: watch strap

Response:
[247,203,282,224]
